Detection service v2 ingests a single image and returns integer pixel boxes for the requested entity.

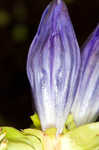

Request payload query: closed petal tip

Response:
[71,24,99,126]
[27,0,80,134]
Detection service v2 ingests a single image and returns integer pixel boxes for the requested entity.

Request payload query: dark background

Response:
[0,0,99,129]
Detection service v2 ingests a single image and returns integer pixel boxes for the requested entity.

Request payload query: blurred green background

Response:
[0,0,99,129]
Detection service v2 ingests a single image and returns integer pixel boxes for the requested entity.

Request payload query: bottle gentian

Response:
[0,0,99,150]
[27,0,99,135]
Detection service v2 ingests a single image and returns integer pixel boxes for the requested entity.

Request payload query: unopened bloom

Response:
[27,0,99,134]
[71,25,99,126]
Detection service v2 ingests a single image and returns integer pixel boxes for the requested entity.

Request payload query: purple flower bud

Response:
[71,24,99,126]
[27,0,80,134]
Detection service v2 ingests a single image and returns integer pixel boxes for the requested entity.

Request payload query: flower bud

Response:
[27,0,80,134]
[71,24,99,125]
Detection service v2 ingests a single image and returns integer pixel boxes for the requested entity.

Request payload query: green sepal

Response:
[30,113,41,129]
[30,113,76,132]
[0,127,42,150]
[0,118,99,150]
[66,122,99,150]
[64,113,76,130]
